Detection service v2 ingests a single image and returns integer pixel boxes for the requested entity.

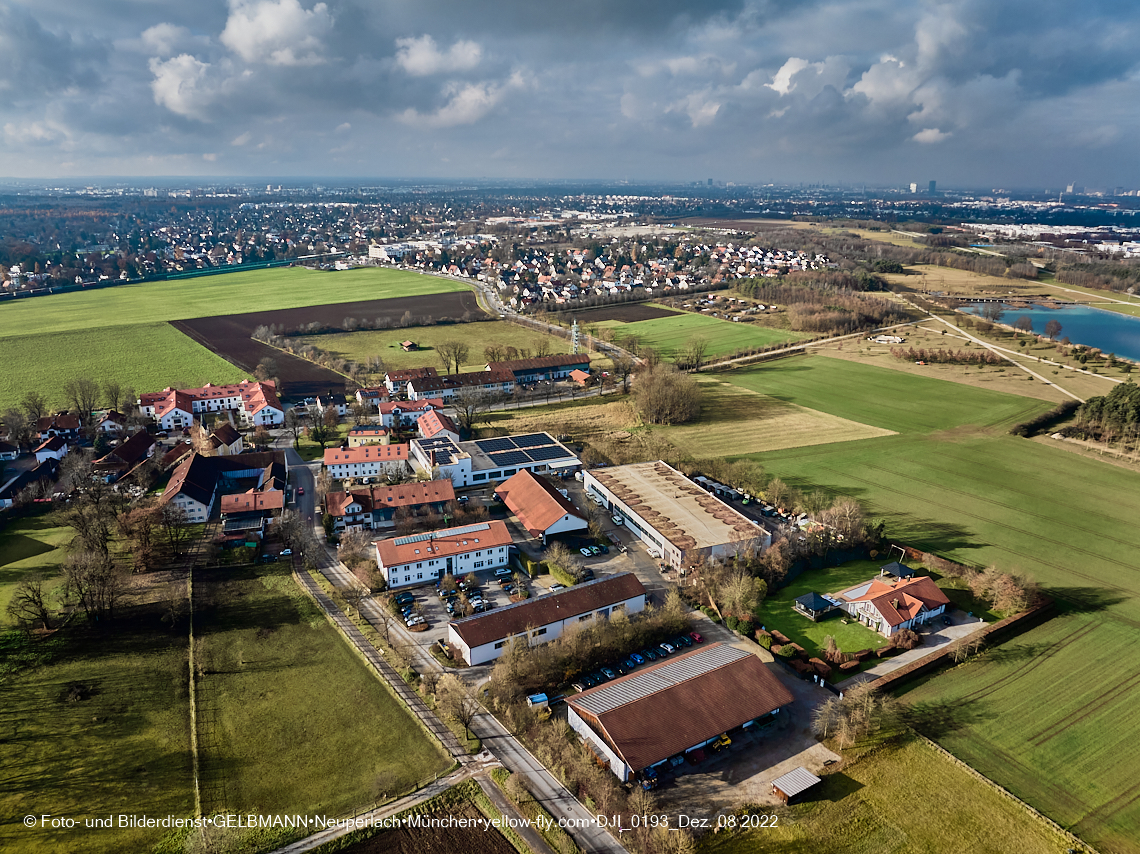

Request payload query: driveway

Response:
[836,611,987,689]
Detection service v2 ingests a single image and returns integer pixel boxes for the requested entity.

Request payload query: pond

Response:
[963,301,1140,363]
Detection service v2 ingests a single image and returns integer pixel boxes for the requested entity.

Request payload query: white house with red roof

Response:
[139,380,284,431]
[417,409,460,443]
[376,399,445,428]
[322,443,411,481]
[835,575,951,637]
[374,520,512,589]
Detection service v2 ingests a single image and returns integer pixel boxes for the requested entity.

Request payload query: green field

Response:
[602,310,806,360]
[299,320,608,373]
[699,737,1073,854]
[0,514,70,622]
[713,354,1140,852]
[0,323,249,411]
[0,267,468,338]
[194,563,451,819]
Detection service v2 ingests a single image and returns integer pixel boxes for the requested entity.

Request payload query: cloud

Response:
[395,34,482,76]
[140,23,196,58]
[0,5,104,106]
[231,131,252,145]
[220,0,333,66]
[149,54,215,120]
[912,127,950,143]
[398,72,526,128]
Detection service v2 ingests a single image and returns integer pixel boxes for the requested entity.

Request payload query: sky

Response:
[1,0,1138,188]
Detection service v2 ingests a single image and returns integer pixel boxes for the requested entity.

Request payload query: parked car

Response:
[280,549,293,556]
[591,670,609,683]
[674,634,693,648]
[689,631,704,643]
[630,652,646,665]
[550,583,567,592]
[405,615,425,627]
[659,642,676,655]
[571,682,588,693]
[394,592,415,605]
[494,567,512,578]
[579,547,593,557]
[457,495,469,504]
[589,545,602,555]
[578,569,594,581]
[597,544,609,554]
[640,649,658,661]
[611,515,623,526]
[622,657,639,670]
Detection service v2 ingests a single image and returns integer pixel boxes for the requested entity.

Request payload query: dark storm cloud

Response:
[0,0,1137,186]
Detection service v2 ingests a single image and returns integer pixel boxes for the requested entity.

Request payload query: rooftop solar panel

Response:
[476,437,515,453]
[526,445,571,462]
[393,522,490,546]
[489,450,530,466]
[511,433,551,448]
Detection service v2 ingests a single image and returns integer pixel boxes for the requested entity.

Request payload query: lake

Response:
[964,301,1140,363]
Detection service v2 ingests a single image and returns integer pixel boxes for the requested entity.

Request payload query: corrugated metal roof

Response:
[772,767,821,798]
[573,644,750,715]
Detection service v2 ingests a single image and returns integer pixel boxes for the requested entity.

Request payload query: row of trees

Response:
[889,346,1004,366]
[920,552,1042,614]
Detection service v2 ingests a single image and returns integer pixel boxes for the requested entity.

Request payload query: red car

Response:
[689,631,704,644]
[297,486,305,495]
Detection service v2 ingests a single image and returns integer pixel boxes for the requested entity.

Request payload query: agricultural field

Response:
[599,309,807,361]
[0,322,249,412]
[193,563,451,819]
[885,264,1046,297]
[718,354,1140,851]
[296,319,608,374]
[0,267,468,338]
[698,737,1074,854]
[0,514,70,620]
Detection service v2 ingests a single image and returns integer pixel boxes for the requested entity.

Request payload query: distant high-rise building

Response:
[928,180,937,195]
[1066,183,1075,194]
[909,182,918,193]
[708,178,713,187]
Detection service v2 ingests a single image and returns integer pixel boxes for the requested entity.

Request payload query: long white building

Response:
[374,520,512,589]
[139,380,284,430]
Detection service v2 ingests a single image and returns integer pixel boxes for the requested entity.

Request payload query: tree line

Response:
[889,346,1004,366]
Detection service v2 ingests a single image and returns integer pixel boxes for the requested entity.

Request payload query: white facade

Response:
[168,492,212,524]
[157,407,194,432]
[568,708,634,782]
[325,457,411,481]
[377,541,509,589]
[35,440,69,464]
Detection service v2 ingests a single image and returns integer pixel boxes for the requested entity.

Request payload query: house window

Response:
[532,627,547,637]
[579,614,591,622]
[416,562,423,568]
[417,573,423,580]
[474,561,484,569]
[494,641,507,649]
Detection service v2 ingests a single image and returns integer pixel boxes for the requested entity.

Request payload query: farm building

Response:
[92,430,156,482]
[322,444,411,481]
[374,520,512,590]
[771,767,821,804]
[325,479,455,532]
[494,469,587,542]
[0,460,59,509]
[411,432,578,489]
[448,573,646,666]
[835,575,950,637]
[485,353,591,383]
[584,461,769,570]
[566,643,794,783]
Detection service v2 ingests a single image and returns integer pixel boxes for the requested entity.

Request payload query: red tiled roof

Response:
[220,490,284,514]
[450,573,645,649]
[568,643,794,772]
[841,576,950,627]
[495,469,585,538]
[37,414,80,432]
[375,519,512,568]
[418,409,459,439]
[141,380,282,418]
[323,444,409,466]
[325,479,455,517]
[376,399,444,415]
[34,435,67,453]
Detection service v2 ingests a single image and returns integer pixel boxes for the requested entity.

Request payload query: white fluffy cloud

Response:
[912,127,951,143]
[395,35,483,76]
[149,54,214,120]
[398,72,524,128]
[220,0,333,66]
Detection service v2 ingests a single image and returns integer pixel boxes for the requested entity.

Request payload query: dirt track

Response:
[171,292,483,400]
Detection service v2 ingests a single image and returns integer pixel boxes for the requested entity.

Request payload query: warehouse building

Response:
[374,520,512,589]
[567,643,794,782]
[448,573,646,666]
[584,461,769,569]
[495,469,587,543]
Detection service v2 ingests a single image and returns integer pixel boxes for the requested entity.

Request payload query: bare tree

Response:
[3,409,32,452]
[284,408,305,449]
[63,377,101,427]
[158,503,192,554]
[438,673,479,741]
[1044,319,1062,340]
[63,551,127,622]
[980,303,1005,323]
[678,336,709,370]
[633,364,701,425]
[21,391,48,423]
[452,386,499,434]
[6,574,55,631]
[483,345,506,364]
[102,380,123,412]
[1013,316,1034,335]
[436,340,471,374]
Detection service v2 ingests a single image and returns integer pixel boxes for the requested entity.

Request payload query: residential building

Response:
[585,461,769,569]
[96,411,128,434]
[377,399,445,429]
[0,441,19,461]
[324,479,455,532]
[567,643,793,782]
[486,353,590,383]
[835,575,950,637]
[0,460,59,509]
[219,489,285,541]
[92,430,156,481]
[374,520,512,590]
[36,414,81,442]
[208,422,243,455]
[406,370,516,402]
[322,444,410,481]
[139,380,284,430]
[495,469,587,543]
[384,367,437,396]
[355,386,389,410]
[347,425,391,447]
[417,409,460,442]
[159,451,289,524]
[34,435,68,464]
[448,573,647,666]
[159,453,217,522]
[314,395,350,418]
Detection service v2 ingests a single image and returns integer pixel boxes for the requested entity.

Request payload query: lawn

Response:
[0,615,193,854]
[193,562,451,820]
[296,319,609,374]
[713,353,1140,852]
[698,737,1074,854]
[0,267,469,338]
[603,310,806,361]
[0,513,70,621]
[0,322,249,411]
[754,559,904,655]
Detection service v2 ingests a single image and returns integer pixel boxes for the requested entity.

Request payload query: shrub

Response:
[755,630,772,650]
[776,645,797,659]
[700,605,720,623]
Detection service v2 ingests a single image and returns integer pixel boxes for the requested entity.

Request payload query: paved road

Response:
[476,775,557,854]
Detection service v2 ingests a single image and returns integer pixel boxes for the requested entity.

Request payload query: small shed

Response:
[880,561,915,579]
[794,592,837,621]
[400,340,418,352]
[771,767,822,805]
[569,369,591,386]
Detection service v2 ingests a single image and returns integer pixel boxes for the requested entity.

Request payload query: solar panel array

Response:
[394,522,490,546]
[472,432,575,468]
[418,436,460,465]
[572,645,750,716]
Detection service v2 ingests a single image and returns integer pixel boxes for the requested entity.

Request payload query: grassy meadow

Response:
[194,563,451,819]
[698,737,1074,854]
[0,267,467,338]
[717,354,1140,852]
[599,310,807,361]
[296,320,610,374]
[0,514,70,622]
[0,323,249,411]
